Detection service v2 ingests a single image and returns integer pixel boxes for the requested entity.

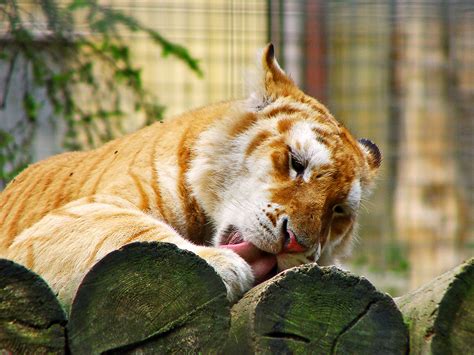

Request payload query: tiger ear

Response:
[261,43,295,93]
[358,138,382,171]
[247,43,298,111]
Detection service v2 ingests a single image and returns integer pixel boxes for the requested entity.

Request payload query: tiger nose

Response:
[281,218,307,253]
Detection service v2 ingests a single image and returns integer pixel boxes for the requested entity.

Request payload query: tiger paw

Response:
[195,247,254,303]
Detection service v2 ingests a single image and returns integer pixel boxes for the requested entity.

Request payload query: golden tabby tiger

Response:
[0,44,381,307]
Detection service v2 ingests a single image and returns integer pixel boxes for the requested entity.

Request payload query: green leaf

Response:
[114,67,142,89]
[147,30,203,76]
[23,93,41,122]
[32,61,47,83]
[77,62,95,84]
[12,28,34,44]
[386,242,410,274]
[108,44,129,62]
[0,130,14,147]
[67,0,92,11]
[102,8,140,32]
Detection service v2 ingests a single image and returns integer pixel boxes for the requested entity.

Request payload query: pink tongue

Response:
[220,241,277,283]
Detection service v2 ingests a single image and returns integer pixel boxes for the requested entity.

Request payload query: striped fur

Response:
[0,44,381,306]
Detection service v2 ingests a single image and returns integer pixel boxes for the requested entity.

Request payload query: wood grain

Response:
[226,264,408,354]
[67,242,230,354]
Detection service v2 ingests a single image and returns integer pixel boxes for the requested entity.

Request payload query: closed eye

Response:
[290,154,306,176]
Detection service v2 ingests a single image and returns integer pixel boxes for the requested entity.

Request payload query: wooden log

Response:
[226,264,408,354]
[395,257,474,354]
[0,259,67,354]
[67,242,230,354]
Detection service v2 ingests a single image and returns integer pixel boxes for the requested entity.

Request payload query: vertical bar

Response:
[278,0,285,68]
[304,0,327,101]
[266,0,272,44]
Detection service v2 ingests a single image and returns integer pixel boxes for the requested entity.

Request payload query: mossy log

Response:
[67,242,230,354]
[226,264,408,354]
[395,257,474,355]
[0,259,67,354]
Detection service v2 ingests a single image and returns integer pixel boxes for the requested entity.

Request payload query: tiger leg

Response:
[6,194,253,306]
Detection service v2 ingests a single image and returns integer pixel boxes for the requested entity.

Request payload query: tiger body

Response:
[0,45,381,307]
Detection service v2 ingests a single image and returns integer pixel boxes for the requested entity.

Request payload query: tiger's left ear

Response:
[358,138,382,171]
[247,43,299,111]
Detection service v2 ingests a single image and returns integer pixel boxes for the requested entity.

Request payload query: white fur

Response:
[347,180,362,211]
[245,49,270,112]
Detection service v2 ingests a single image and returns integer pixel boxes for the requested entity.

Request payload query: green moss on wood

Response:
[226,264,408,354]
[0,259,67,354]
[68,242,230,354]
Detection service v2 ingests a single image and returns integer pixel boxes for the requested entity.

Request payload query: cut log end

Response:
[226,264,409,354]
[0,259,67,354]
[396,257,474,354]
[67,242,230,354]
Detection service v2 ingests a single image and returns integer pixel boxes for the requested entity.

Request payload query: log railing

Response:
[0,242,472,354]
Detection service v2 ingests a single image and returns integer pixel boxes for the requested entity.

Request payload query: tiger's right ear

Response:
[247,43,299,111]
[358,138,382,170]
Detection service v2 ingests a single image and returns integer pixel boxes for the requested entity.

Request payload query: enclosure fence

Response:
[0,0,472,295]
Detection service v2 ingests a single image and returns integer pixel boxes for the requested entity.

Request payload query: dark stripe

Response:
[312,127,336,147]
[228,112,258,138]
[277,118,296,134]
[26,243,34,269]
[91,211,138,222]
[90,143,119,195]
[129,171,150,211]
[86,232,112,265]
[245,130,272,157]
[264,105,300,118]
[0,163,41,226]
[4,167,54,247]
[128,144,150,211]
[122,226,156,245]
[269,138,290,181]
[299,97,329,116]
[149,135,167,220]
[0,189,14,216]
[177,128,207,242]
[51,167,75,210]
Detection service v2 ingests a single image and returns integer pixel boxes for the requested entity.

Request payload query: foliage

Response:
[386,242,410,274]
[0,0,202,188]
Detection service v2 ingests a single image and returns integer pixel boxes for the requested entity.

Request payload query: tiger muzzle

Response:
[280,217,308,253]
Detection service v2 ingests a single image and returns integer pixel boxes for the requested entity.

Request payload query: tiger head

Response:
[188,44,381,272]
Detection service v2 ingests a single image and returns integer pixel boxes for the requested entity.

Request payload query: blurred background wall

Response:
[1,0,473,296]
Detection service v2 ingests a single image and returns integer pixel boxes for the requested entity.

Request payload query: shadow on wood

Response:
[0,259,67,354]
[67,242,230,354]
